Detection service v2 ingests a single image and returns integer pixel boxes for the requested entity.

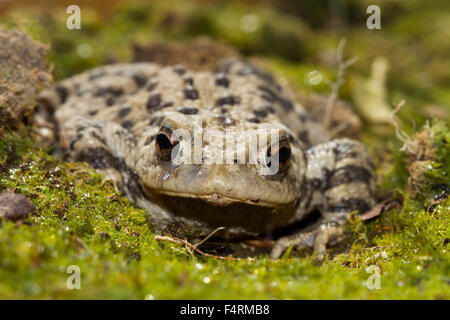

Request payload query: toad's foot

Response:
[270,220,344,261]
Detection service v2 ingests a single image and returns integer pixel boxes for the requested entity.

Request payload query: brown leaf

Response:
[360,197,403,221]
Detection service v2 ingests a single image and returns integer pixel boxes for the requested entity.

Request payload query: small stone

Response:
[99,232,111,239]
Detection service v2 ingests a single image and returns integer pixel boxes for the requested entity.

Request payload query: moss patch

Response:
[0,126,448,299]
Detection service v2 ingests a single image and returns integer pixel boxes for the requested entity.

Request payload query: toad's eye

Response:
[265,138,291,173]
[155,126,180,161]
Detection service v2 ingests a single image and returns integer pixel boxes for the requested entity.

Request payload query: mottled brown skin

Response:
[38,60,376,260]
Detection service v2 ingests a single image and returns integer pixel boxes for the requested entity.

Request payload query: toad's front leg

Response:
[270,138,376,261]
[58,117,145,202]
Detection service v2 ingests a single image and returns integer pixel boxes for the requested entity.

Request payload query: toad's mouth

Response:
[145,188,298,234]
[155,190,280,207]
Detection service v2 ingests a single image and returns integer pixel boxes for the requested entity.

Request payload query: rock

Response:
[132,36,240,71]
[0,28,52,136]
[0,191,36,223]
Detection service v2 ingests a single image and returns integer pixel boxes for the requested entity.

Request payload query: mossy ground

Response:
[0,0,449,299]
[0,131,448,299]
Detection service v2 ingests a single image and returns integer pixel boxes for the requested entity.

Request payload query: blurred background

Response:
[0,0,448,127]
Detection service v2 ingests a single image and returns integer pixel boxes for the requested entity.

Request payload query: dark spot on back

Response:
[106,97,115,106]
[55,85,69,104]
[146,93,162,110]
[216,96,240,106]
[215,74,230,88]
[332,143,359,161]
[258,86,278,101]
[122,120,134,130]
[178,107,199,115]
[75,147,118,169]
[132,74,148,87]
[160,101,174,108]
[279,97,294,112]
[253,109,268,119]
[118,107,131,118]
[247,118,260,124]
[240,64,281,91]
[89,110,98,116]
[94,86,124,97]
[183,76,194,85]
[184,87,199,100]
[174,65,186,75]
[216,60,281,90]
[261,94,276,103]
[149,116,165,126]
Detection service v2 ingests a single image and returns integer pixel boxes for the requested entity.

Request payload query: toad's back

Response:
[48,60,329,151]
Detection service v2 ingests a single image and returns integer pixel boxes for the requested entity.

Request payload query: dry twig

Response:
[155,227,247,261]
[323,38,358,127]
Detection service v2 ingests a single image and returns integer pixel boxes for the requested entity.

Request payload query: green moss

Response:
[0,130,448,299]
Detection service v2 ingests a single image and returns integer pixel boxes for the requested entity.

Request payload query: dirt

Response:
[0,28,52,136]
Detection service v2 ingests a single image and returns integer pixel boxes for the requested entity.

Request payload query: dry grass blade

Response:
[323,38,358,127]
